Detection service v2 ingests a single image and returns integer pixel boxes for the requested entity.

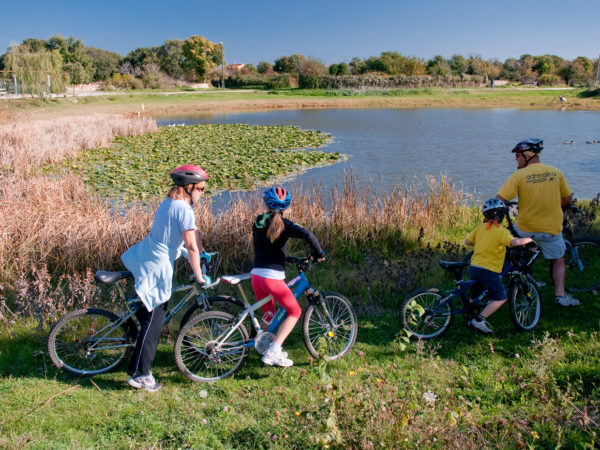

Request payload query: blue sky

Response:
[1,0,598,64]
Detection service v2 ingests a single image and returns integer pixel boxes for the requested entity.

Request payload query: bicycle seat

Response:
[439,261,469,280]
[439,261,469,271]
[221,273,252,285]
[94,270,132,284]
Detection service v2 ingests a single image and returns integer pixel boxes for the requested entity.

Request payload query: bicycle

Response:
[400,207,544,340]
[47,251,244,377]
[561,204,600,293]
[173,256,358,382]
[461,201,600,294]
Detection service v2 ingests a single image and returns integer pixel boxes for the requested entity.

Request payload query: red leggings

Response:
[251,274,301,323]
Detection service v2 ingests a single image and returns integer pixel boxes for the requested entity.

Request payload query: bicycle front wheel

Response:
[47,308,135,376]
[302,292,358,360]
[565,237,600,293]
[508,278,541,331]
[174,311,249,382]
[400,288,453,340]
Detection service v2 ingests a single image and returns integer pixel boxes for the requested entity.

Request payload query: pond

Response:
[156,108,600,204]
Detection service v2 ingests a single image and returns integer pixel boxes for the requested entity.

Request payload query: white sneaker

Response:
[262,349,293,367]
[555,294,580,307]
[128,373,162,392]
[469,318,493,334]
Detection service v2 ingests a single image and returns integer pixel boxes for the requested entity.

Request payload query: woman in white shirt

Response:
[121,165,208,392]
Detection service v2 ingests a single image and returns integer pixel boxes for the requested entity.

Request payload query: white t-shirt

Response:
[149,198,196,249]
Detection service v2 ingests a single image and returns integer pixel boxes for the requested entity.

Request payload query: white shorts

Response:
[513,225,566,260]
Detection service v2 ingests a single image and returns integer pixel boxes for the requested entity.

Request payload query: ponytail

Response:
[267,212,285,243]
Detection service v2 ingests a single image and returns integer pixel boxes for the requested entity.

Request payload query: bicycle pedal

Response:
[534,281,546,288]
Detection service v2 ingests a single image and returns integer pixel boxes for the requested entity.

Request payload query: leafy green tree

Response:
[157,39,185,78]
[337,62,349,75]
[256,61,273,75]
[328,63,339,75]
[516,54,537,84]
[85,47,121,81]
[426,55,451,76]
[122,47,160,72]
[560,57,594,85]
[449,54,466,75]
[182,35,222,81]
[534,55,555,75]
[273,54,305,73]
[46,35,93,83]
[349,57,366,74]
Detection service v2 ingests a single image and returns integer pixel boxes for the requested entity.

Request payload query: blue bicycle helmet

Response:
[482,198,507,221]
[263,186,291,212]
[512,138,543,154]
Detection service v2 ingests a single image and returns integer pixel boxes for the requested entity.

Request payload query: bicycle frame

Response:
[83,279,215,354]
[217,270,324,350]
[432,279,488,317]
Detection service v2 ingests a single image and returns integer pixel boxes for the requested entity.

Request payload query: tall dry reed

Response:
[0,114,157,173]
[0,171,474,288]
[0,172,155,284]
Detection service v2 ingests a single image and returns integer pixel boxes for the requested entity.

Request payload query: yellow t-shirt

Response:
[497,163,571,235]
[467,223,514,273]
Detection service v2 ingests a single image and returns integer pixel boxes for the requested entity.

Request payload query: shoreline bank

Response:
[1,89,599,123]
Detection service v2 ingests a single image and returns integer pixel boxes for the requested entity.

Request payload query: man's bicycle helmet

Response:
[482,198,507,221]
[170,165,209,185]
[511,138,543,154]
[263,186,291,212]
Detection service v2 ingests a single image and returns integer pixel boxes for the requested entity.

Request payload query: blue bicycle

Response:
[174,256,358,382]
[400,243,543,340]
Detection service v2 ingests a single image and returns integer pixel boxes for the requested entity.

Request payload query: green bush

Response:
[537,74,562,86]
[102,73,143,90]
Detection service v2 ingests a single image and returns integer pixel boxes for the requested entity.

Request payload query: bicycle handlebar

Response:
[285,255,322,271]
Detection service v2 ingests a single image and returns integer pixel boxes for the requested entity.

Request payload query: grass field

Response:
[1,90,600,447]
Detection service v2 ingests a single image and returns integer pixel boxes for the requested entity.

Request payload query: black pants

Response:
[127,302,168,377]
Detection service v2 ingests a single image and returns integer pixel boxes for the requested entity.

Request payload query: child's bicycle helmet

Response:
[263,186,291,212]
[482,198,507,221]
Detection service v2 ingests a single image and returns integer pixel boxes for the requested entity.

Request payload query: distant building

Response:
[228,63,245,71]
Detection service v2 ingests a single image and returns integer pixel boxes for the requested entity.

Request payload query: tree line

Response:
[0,34,598,94]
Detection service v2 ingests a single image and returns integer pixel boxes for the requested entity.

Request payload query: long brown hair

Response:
[267,212,285,243]
[167,184,193,201]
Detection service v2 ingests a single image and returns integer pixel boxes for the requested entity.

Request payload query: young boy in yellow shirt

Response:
[465,198,533,334]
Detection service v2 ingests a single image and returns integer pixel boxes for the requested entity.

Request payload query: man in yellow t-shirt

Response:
[497,138,577,307]
[464,198,532,334]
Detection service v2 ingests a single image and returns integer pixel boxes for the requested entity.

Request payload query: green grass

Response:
[2,244,599,447]
[3,87,597,116]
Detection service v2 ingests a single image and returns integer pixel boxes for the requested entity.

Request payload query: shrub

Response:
[537,74,562,86]
[102,73,143,90]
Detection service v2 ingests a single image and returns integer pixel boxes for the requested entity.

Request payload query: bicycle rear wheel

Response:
[47,308,135,376]
[565,237,600,293]
[400,288,453,340]
[302,292,358,360]
[508,278,541,331]
[174,311,249,382]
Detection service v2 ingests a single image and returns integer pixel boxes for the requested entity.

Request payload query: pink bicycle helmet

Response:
[170,165,209,185]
